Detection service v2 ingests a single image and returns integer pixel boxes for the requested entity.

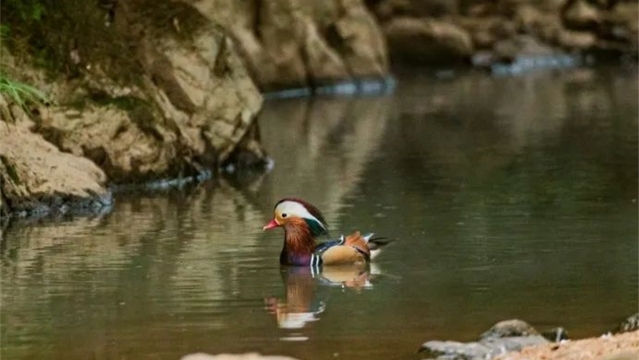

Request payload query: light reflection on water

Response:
[1,67,637,360]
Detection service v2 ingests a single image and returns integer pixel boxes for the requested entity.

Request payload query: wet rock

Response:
[0,120,111,217]
[480,319,540,339]
[384,17,473,65]
[421,340,492,360]
[616,313,639,333]
[421,336,549,360]
[420,319,550,360]
[181,353,300,360]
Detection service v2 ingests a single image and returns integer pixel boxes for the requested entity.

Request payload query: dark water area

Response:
[2,67,638,360]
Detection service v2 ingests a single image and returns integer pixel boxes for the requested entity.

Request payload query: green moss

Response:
[1,0,140,82]
[133,0,210,42]
[87,92,146,111]
[0,0,213,84]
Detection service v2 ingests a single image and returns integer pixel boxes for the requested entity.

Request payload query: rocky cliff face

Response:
[1,0,263,216]
[188,0,390,91]
[0,0,392,217]
[367,0,638,66]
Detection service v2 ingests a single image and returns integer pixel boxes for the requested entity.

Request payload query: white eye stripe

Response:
[276,201,327,230]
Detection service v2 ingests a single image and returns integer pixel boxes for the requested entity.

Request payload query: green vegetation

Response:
[0,0,208,85]
[0,73,50,111]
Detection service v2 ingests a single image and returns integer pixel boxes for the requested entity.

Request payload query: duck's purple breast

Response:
[280,250,312,266]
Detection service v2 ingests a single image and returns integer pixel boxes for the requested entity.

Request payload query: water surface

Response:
[2,67,637,360]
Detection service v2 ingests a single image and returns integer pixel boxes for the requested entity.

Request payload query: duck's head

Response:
[263,198,330,237]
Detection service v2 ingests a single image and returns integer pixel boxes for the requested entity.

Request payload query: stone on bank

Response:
[0,120,112,217]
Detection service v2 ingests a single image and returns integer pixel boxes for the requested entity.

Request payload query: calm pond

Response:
[2,67,637,360]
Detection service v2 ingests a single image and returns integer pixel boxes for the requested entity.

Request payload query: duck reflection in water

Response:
[264,264,379,335]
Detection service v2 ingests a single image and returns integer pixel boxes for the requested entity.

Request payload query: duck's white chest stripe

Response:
[310,253,322,268]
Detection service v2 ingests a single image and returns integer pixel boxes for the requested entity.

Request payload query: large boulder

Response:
[189,0,390,90]
[384,17,473,65]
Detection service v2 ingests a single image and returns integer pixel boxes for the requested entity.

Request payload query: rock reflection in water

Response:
[254,96,391,225]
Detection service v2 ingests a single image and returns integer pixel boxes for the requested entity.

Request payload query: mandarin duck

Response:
[263,198,393,266]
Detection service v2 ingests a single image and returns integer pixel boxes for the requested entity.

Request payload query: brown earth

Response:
[495,330,639,360]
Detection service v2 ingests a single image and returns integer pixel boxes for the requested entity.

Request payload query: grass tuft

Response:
[0,73,51,112]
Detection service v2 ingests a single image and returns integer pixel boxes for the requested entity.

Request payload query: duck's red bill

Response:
[263,219,279,231]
